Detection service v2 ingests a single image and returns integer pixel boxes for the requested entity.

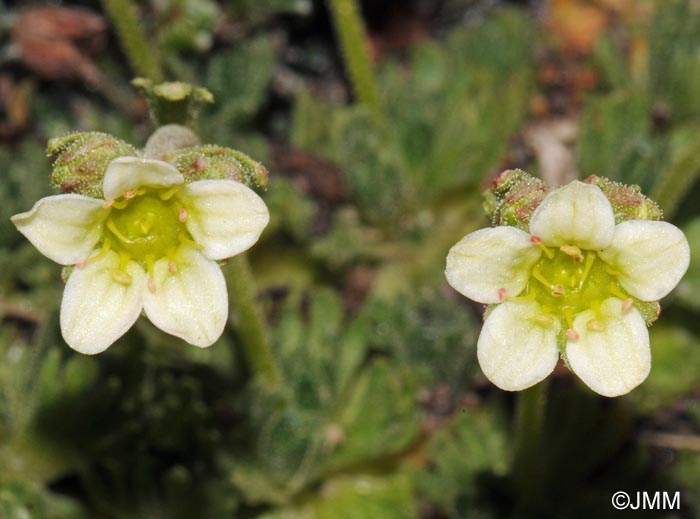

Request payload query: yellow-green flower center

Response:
[524,244,632,334]
[106,193,182,259]
[85,186,199,288]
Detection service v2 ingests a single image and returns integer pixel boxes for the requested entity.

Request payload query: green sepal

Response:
[583,175,663,223]
[163,145,269,189]
[47,132,137,198]
[633,299,661,327]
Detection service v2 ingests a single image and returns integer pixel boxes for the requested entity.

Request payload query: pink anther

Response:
[148,277,156,293]
[179,208,187,223]
[530,236,542,244]
[498,287,507,301]
[102,199,115,208]
[621,298,633,313]
[566,329,580,341]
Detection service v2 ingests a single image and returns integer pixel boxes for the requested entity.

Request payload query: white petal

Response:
[143,248,228,347]
[598,220,690,301]
[530,181,615,250]
[567,298,650,397]
[61,251,146,354]
[178,180,269,261]
[103,157,183,199]
[11,194,108,265]
[445,227,541,304]
[477,301,560,391]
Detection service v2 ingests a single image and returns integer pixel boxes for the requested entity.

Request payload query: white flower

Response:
[12,157,269,354]
[446,180,690,397]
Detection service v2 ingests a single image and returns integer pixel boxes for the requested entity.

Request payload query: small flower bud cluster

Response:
[46,132,268,197]
[482,169,548,231]
[48,132,137,197]
[583,175,663,223]
[163,145,269,189]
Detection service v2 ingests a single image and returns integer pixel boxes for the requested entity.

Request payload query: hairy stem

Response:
[512,380,547,513]
[101,0,164,82]
[326,0,384,124]
[228,254,281,387]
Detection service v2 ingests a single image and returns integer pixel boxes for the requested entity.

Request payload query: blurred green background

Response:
[1,0,699,517]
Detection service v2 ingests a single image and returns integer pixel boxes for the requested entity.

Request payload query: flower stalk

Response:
[512,381,547,513]
[326,0,384,125]
[101,0,164,82]
[227,254,282,387]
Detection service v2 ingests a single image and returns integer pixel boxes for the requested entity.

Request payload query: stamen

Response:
[578,252,596,289]
[146,255,157,293]
[178,233,204,250]
[563,309,574,330]
[498,288,507,301]
[103,199,115,208]
[604,264,620,276]
[621,298,633,313]
[534,314,556,327]
[146,255,156,279]
[531,268,554,290]
[566,329,580,341]
[552,284,565,297]
[531,236,554,259]
[118,251,131,271]
[506,293,537,303]
[107,219,136,244]
[168,261,177,273]
[112,270,133,285]
[560,245,584,262]
[159,186,181,200]
[586,319,606,332]
[76,240,112,269]
[609,283,629,301]
[179,208,187,223]
[124,190,136,200]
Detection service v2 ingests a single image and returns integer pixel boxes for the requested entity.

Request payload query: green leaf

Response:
[326,360,423,472]
[206,36,276,124]
[634,324,700,412]
[577,89,653,187]
[649,0,700,123]
[417,407,509,516]
[265,178,317,241]
[259,474,417,519]
[650,124,700,218]
[0,480,87,519]
[675,216,700,310]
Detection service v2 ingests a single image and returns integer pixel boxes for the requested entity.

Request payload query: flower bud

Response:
[483,169,549,230]
[583,175,662,222]
[133,78,213,126]
[164,145,269,189]
[47,132,137,197]
[143,124,201,159]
